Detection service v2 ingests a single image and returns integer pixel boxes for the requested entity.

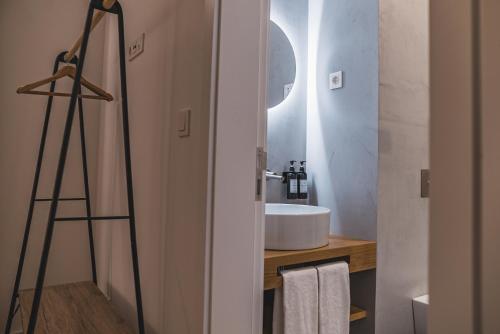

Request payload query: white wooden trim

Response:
[251,0,270,332]
[204,0,221,331]
[95,16,120,299]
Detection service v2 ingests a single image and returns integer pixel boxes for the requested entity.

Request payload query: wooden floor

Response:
[19,281,135,334]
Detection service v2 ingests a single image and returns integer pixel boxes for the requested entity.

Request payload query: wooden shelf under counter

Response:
[264,235,376,290]
[263,235,376,324]
[350,305,368,322]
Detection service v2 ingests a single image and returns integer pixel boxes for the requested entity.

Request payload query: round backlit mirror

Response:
[267,21,296,109]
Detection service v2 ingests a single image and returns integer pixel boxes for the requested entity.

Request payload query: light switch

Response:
[329,71,343,90]
[177,108,191,137]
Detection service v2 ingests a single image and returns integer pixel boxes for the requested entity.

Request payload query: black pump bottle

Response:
[297,161,308,199]
[286,160,298,200]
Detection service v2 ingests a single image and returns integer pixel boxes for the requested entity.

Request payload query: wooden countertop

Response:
[19,281,135,334]
[264,235,376,290]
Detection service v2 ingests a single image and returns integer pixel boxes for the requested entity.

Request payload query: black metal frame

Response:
[4,1,145,333]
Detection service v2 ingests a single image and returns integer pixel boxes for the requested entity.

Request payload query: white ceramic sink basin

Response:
[265,203,331,250]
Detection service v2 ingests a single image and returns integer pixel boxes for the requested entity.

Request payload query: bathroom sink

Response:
[265,203,331,250]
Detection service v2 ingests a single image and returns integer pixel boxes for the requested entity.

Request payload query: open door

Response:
[208,0,268,333]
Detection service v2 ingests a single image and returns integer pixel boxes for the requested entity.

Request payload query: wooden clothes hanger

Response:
[17,0,116,102]
[17,65,114,102]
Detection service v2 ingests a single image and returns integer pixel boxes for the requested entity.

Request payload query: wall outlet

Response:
[128,33,145,61]
[329,71,343,90]
[283,83,293,99]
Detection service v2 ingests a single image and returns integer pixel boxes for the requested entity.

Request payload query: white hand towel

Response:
[273,288,284,334]
[273,267,319,334]
[317,262,350,334]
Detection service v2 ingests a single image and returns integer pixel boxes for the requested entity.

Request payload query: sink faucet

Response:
[266,170,284,182]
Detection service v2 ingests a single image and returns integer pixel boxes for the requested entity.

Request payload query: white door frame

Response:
[429,0,500,333]
[207,0,269,332]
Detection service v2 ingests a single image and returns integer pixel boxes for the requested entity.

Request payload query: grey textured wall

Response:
[376,0,429,333]
[307,0,378,240]
[266,0,308,203]
[307,0,378,333]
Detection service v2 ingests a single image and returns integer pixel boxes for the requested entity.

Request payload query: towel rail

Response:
[276,255,351,276]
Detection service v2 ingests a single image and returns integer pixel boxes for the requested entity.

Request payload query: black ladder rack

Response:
[3,1,145,333]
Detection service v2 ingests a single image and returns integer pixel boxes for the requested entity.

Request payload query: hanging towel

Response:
[273,267,319,334]
[317,262,350,334]
[273,288,284,334]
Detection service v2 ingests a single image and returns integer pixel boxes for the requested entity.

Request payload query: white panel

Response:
[210,0,267,332]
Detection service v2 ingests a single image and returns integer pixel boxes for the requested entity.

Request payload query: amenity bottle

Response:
[297,161,308,200]
[286,161,298,200]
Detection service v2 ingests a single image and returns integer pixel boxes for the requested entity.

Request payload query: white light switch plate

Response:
[176,108,191,137]
[128,33,145,61]
[329,71,343,90]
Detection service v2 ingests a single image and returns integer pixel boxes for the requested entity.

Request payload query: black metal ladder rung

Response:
[54,215,130,222]
[35,197,86,202]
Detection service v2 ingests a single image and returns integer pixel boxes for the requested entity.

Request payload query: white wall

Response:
[162,0,216,331]
[307,0,378,243]
[96,0,216,332]
[307,1,378,333]
[376,0,429,333]
[95,0,176,332]
[0,0,105,331]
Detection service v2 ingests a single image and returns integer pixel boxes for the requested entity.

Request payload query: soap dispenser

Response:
[285,160,298,200]
[297,161,308,199]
